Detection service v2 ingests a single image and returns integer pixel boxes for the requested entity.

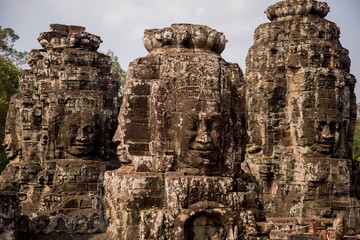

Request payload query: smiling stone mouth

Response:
[203,159,210,165]
[188,150,217,160]
[73,144,90,147]
[189,144,216,151]
[116,150,125,156]
[318,143,333,148]
[190,149,213,154]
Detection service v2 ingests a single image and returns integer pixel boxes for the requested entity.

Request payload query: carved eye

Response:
[84,125,95,134]
[186,122,198,131]
[210,117,222,131]
[68,125,78,133]
[184,116,198,131]
[317,121,326,130]
[329,122,336,130]
[192,120,200,131]
[212,121,221,131]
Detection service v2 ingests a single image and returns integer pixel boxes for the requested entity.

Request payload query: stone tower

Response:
[104,23,264,240]
[0,24,120,237]
[244,0,358,231]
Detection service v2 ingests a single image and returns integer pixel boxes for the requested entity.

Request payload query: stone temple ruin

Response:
[104,23,264,239]
[0,0,359,239]
[244,0,359,234]
[0,24,120,238]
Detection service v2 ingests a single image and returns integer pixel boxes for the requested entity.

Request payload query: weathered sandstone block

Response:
[104,23,264,239]
[0,24,120,237]
[244,0,358,233]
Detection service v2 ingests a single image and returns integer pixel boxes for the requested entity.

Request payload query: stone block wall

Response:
[244,0,359,233]
[0,24,120,236]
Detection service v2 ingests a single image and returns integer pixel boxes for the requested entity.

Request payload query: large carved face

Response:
[112,119,129,164]
[314,120,338,155]
[59,111,97,157]
[172,98,223,169]
[2,98,20,160]
[2,125,18,160]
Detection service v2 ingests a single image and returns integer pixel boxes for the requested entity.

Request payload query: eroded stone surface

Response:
[142,23,227,54]
[244,0,359,234]
[0,191,19,240]
[1,1,359,239]
[0,24,120,237]
[104,23,264,239]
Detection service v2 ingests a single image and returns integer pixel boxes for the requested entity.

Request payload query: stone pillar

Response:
[0,24,120,236]
[244,0,358,231]
[105,23,264,239]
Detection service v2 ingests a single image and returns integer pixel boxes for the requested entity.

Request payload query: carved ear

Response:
[18,148,22,159]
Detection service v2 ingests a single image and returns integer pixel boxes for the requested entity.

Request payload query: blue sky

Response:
[1,0,359,97]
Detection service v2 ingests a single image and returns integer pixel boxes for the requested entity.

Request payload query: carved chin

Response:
[6,149,17,160]
[116,149,131,164]
[316,144,333,155]
[68,146,93,156]
[184,150,218,167]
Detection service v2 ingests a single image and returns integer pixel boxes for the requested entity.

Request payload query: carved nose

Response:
[76,127,88,142]
[195,119,211,143]
[321,124,334,139]
[112,126,122,143]
[2,139,10,150]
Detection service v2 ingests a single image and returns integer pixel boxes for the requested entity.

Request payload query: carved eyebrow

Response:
[67,124,78,129]
[199,112,222,118]
[84,125,95,131]
[210,115,222,121]
[209,113,222,117]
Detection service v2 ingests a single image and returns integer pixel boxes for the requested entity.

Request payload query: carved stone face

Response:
[59,111,96,157]
[173,99,223,168]
[2,98,20,160]
[315,121,338,155]
[112,122,129,164]
[2,126,18,160]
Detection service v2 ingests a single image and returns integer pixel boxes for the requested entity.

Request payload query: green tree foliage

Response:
[0,26,28,67]
[0,26,25,172]
[353,119,360,161]
[353,103,360,161]
[106,50,126,96]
